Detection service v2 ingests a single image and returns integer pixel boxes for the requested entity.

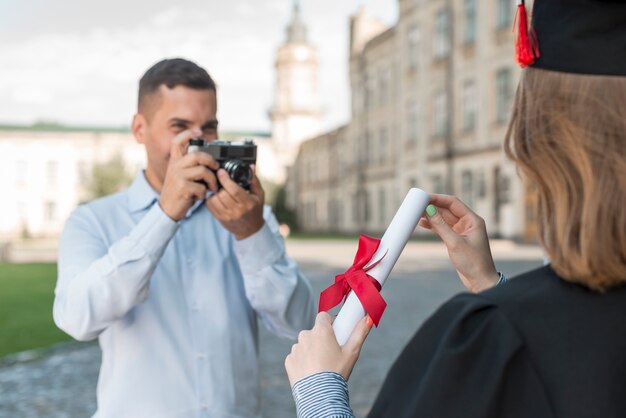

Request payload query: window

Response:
[462,80,477,132]
[432,175,445,194]
[461,170,474,208]
[407,25,421,70]
[497,0,513,29]
[336,201,343,224]
[366,130,374,163]
[464,0,476,44]
[478,170,487,198]
[379,127,388,163]
[434,9,451,58]
[46,161,58,187]
[44,201,57,222]
[16,160,27,185]
[379,189,386,226]
[364,75,371,111]
[364,191,371,223]
[17,201,27,222]
[361,131,370,164]
[433,91,448,137]
[352,87,363,115]
[499,176,512,204]
[378,69,389,106]
[367,74,376,110]
[407,100,419,145]
[77,160,88,179]
[496,68,513,123]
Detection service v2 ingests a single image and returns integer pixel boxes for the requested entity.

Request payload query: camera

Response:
[188,138,257,190]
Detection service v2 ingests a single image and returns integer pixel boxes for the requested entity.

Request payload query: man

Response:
[53,58,315,418]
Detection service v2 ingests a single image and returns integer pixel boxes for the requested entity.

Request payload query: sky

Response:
[0,0,397,132]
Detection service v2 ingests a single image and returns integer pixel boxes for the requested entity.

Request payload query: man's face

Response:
[134,84,218,186]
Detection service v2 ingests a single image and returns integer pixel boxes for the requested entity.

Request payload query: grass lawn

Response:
[0,263,72,358]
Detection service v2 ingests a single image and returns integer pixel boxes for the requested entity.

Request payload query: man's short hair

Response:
[138,58,216,116]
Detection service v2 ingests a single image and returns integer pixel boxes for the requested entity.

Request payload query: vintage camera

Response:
[188,138,257,190]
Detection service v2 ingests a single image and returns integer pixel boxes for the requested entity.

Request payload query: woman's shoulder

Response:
[424,265,569,348]
[431,265,557,323]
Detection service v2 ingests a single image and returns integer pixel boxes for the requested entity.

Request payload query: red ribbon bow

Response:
[318,234,387,327]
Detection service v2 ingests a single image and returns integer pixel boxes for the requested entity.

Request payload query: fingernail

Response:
[426,204,437,217]
[365,315,374,327]
[218,169,226,177]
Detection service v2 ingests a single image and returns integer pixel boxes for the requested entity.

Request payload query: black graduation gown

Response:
[367,266,626,418]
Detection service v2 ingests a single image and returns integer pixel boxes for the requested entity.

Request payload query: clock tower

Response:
[269,0,322,183]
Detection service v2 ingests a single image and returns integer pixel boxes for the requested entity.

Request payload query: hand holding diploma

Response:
[419,194,500,293]
[329,188,430,346]
[285,191,501,387]
[285,312,372,386]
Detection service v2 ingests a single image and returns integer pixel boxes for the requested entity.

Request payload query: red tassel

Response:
[513,0,539,67]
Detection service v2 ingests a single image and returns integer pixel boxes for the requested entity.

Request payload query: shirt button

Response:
[197,353,206,360]
[201,403,209,410]
[186,257,193,264]
[191,304,200,312]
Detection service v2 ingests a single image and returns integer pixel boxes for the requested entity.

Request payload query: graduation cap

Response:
[514,0,626,76]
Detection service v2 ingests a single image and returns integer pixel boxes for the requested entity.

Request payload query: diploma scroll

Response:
[332,188,430,346]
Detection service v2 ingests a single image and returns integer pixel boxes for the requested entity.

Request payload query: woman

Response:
[285,1,626,417]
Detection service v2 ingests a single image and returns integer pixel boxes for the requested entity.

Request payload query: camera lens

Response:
[189,138,205,147]
[224,160,252,189]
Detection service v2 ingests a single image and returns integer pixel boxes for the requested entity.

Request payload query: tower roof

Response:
[286,0,308,43]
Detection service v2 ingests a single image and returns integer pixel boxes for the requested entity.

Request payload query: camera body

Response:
[188,138,257,190]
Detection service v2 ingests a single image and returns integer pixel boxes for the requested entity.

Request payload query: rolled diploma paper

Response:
[332,188,430,346]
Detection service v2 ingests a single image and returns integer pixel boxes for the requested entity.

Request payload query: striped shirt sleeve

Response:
[292,372,355,418]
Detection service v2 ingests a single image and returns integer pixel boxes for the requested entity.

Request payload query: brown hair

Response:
[138,58,216,117]
[505,68,626,290]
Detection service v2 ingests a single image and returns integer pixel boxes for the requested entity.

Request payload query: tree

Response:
[83,153,133,201]
[272,186,298,230]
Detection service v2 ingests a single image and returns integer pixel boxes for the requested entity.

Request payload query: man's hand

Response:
[285,312,372,386]
[205,165,265,240]
[419,194,499,293]
[159,129,220,221]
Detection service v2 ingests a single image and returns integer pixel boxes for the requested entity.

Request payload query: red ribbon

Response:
[318,234,387,327]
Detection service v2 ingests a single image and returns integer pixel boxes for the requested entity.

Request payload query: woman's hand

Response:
[285,312,372,387]
[419,194,499,293]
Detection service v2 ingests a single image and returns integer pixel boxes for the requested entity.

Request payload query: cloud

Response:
[11,85,53,105]
[0,0,397,131]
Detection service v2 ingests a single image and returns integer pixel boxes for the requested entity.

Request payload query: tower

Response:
[269,0,322,184]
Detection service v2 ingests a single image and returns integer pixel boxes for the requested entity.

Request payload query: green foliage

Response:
[259,177,280,207]
[84,153,133,200]
[0,263,71,357]
[272,186,298,229]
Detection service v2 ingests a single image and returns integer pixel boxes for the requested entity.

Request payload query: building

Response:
[0,124,145,242]
[268,1,323,184]
[288,1,534,240]
[0,123,270,244]
[0,2,318,249]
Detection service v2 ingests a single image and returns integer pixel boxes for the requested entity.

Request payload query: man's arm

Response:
[53,203,179,341]
[234,206,315,339]
[55,128,220,341]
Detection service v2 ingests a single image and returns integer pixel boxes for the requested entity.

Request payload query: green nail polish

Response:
[426,204,437,217]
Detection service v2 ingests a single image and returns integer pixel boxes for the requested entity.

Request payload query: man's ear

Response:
[132,113,147,144]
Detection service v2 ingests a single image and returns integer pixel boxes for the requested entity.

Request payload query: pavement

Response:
[0,239,543,418]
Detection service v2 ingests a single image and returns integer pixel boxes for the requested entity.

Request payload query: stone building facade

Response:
[289,0,533,240]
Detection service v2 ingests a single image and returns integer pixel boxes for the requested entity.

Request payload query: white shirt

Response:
[53,171,315,418]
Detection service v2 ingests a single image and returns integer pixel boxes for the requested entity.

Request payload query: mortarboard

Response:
[514,0,626,76]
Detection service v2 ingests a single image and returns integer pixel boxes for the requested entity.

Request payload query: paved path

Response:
[0,240,543,417]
